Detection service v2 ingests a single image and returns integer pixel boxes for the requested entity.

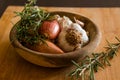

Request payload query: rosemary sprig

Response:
[69,37,120,80]
[15,0,50,45]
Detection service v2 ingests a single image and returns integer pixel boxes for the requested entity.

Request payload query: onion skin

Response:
[27,40,64,54]
[38,20,60,39]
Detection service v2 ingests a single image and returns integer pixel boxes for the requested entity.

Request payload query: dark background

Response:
[0,0,120,18]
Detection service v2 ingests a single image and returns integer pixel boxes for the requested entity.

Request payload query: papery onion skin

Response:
[38,20,60,39]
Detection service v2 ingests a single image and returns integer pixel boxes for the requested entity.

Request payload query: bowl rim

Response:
[10,11,101,58]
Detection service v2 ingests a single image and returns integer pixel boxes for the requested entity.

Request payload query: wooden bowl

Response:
[9,11,101,67]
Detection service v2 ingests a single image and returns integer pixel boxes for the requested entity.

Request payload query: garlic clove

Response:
[74,17,84,27]
[56,16,73,29]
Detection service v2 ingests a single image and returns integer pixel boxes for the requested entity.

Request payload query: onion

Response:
[38,20,60,39]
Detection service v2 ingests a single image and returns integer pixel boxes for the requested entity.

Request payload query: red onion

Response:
[38,20,60,39]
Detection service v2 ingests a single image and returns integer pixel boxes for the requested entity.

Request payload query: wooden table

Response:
[0,6,120,80]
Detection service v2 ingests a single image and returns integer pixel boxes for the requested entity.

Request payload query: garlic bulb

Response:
[70,23,89,45]
[57,16,89,52]
[57,27,82,52]
[53,15,73,29]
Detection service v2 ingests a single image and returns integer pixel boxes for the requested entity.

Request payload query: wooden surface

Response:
[1,0,120,18]
[0,6,120,80]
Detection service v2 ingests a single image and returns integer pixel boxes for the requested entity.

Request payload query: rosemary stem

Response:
[79,55,102,76]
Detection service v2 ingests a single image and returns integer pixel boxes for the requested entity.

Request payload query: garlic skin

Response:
[53,15,73,29]
[57,16,89,52]
[71,23,89,45]
[57,28,82,52]
[74,17,84,27]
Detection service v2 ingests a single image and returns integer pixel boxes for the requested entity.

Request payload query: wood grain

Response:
[0,6,120,80]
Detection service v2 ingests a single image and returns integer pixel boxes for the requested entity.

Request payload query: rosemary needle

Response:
[69,37,120,80]
[14,0,120,80]
[15,0,50,45]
